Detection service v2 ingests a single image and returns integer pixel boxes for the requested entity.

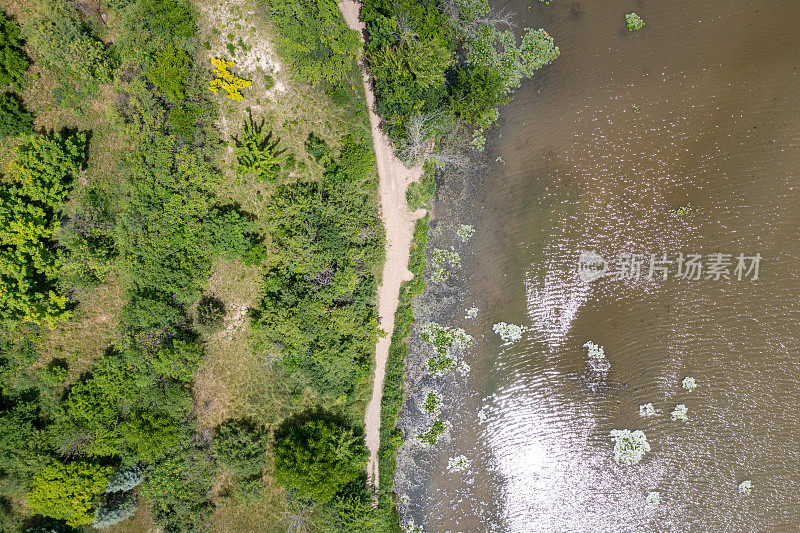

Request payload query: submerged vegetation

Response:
[493,322,525,342]
[626,13,645,31]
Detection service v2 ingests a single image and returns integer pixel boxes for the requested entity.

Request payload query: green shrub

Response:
[0,131,86,327]
[338,136,375,181]
[0,12,29,87]
[273,410,368,503]
[233,114,284,182]
[146,46,189,102]
[0,92,33,137]
[195,294,225,334]
[26,461,112,527]
[211,418,268,479]
[122,411,182,463]
[626,12,645,31]
[405,164,436,210]
[169,104,198,136]
[39,360,68,388]
[92,492,137,529]
[304,132,330,162]
[266,0,360,85]
[140,0,196,39]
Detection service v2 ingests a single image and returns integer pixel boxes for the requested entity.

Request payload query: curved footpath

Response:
[337,0,425,490]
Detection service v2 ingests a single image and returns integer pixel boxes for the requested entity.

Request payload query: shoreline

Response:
[337,0,426,490]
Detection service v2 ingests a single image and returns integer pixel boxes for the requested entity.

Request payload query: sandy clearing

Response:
[337,0,426,491]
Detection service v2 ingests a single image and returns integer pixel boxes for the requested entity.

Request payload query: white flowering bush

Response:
[646,491,660,507]
[447,455,471,472]
[738,480,752,495]
[671,404,688,421]
[431,248,461,283]
[583,341,605,359]
[639,403,657,417]
[610,429,650,465]
[457,224,475,243]
[682,376,697,391]
[493,322,524,342]
[465,306,479,319]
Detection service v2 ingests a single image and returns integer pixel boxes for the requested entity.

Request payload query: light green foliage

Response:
[626,13,645,31]
[0,132,86,327]
[448,64,506,127]
[609,429,650,465]
[39,360,68,388]
[273,412,369,503]
[151,340,203,382]
[338,136,376,182]
[417,419,448,446]
[266,0,361,85]
[147,46,189,102]
[140,0,196,39]
[211,418,268,480]
[0,12,29,87]
[169,105,199,136]
[122,411,182,462]
[26,461,112,527]
[0,92,33,137]
[233,114,284,182]
[406,164,436,210]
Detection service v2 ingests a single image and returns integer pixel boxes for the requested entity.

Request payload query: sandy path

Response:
[338,0,425,490]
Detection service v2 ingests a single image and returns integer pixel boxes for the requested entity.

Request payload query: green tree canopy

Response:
[0,92,33,137]
[26,461,112,527]
[273,411,368,503]
[211,418,268,479]
[0,11,29,86]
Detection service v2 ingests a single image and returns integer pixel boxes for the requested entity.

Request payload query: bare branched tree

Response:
[397,112,473,171]
[439,0,517,35]
[283,498,313,533]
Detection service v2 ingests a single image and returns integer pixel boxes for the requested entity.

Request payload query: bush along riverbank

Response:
[358,0,560,528]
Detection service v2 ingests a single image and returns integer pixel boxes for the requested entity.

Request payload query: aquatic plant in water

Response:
[626,13,645,31]
[457,224,475,243]
[457,360,471,376]
[417,420,450,447]
[639,403,657,417]
[646,491,660,507]
[422,391,441,416]
[738,480,752,495]
[682,376,697,391]
[583,341,605,359]
[465,306,479,319]
[420,323,472,376]
[493,322,524,342]
[447,455,471,472]
[671,404,688,421]
[402,520,423,533]
[609,429,650,465]
[431,248,461,283]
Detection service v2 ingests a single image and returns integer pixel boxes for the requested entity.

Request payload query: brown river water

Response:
[397,1,800,531]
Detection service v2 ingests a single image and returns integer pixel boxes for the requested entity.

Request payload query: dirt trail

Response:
[338,0,425,490]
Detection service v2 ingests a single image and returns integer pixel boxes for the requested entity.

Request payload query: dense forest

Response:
[0,0,557,530]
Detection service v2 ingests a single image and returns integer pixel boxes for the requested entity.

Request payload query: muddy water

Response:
[399,1,800,531]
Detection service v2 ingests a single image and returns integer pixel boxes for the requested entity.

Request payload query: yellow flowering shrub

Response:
[209,57,251,101]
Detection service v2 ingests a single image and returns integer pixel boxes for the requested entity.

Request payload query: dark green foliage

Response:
[140,0,196,39]
[211,418,268,479]
[0,12,28,87]
[140,443,214,533]
[0,92,32,137]
[0,132,86,327]
[169,104,198,136]
[448,64,509,127]
[273,410,368,503]
[233,114,284,182]
[369,35,452,92]
[121,411,182,463]
[195,294,225,335]
[39,360,68,388]
[146,46,189,102]
[304,132,330,162]
[338,136,375,182]
[253,160,383,398]
[266,0,360,85]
